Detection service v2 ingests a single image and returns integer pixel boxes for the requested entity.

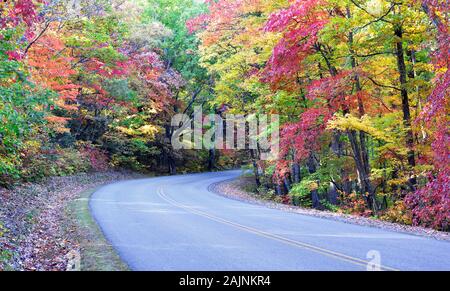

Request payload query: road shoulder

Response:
[209,177,450,242]
[0,171,141,270]
[65,186,129,271]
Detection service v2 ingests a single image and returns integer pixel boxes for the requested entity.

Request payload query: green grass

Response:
[66,187,129,271]
[0,222,12,270]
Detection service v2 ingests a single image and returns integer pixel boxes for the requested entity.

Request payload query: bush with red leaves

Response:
[78,143,109,172]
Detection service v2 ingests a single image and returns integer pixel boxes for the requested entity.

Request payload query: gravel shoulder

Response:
[209,177,450,242]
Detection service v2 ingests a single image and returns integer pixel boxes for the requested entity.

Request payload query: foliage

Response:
[327,114,394,144]
[188,0,449,231]
[380,201,413,226]
[0,0,448,232]
[405,171,449,231]
[20,147,92,182]
[338,192,371,216]
[289,181,314,208]
[0,0,210,185]
[110,154,145,172]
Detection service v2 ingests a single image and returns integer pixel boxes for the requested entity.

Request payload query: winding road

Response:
[90,170,450,271]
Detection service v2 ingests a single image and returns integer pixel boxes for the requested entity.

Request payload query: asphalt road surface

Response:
[90,170,450,271]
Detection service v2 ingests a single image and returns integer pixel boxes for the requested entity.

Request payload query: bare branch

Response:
[367,76,401,91]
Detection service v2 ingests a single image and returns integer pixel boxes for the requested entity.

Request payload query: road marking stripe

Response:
[157,186,398,271]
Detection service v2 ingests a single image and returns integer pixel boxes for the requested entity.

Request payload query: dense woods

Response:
[0,0,448,231]
[0,0,224,184]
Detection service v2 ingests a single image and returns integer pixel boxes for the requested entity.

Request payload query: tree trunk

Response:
[394,25,416,170]
[306,153,321,209]
[208,148,215,171]
[168,155,176,175]
[284,176,291,192]
[292,163,301,184]
[347,130,377,212]
[317,41,354,203]
[275,184,283,196]
[328,182,339,205]
[164,124,177,175]
[250,149,261,189]
[346,10,376,211]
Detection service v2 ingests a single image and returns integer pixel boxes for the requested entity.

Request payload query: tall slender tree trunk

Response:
[284,175,291,192]
[346,12,376,211]
[317,45,352,203]
[164,124,177,175]
[250,149,261,189]
[347,130,376,211]
[292,162,301,184]
[394,25,416,170]
[208,148,215,171]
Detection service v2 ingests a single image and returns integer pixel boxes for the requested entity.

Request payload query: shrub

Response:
[289,180,314,208]
[110,154,145,172]
[380,201,413,225]
[320,199,340,212]
[0,156,21,187]
[20,147,91,181]
[55,149,91,175]
[77,142,109,172]
[405,172,449,231]
[339,192,370,216]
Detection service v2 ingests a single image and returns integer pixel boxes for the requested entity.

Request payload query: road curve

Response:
[90,170,450,271]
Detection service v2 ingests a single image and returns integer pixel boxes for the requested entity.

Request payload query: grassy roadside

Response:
[0,222,14,271]
[1,171,143,270]
[65,186,129,271]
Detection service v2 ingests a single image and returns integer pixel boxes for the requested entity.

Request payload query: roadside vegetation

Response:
[0,0,239,191]
[0,172,137,270]
[65,186,129,271]
[189,0,449,231]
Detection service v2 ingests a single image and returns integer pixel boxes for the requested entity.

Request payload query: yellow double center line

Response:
[157,186,398,271]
